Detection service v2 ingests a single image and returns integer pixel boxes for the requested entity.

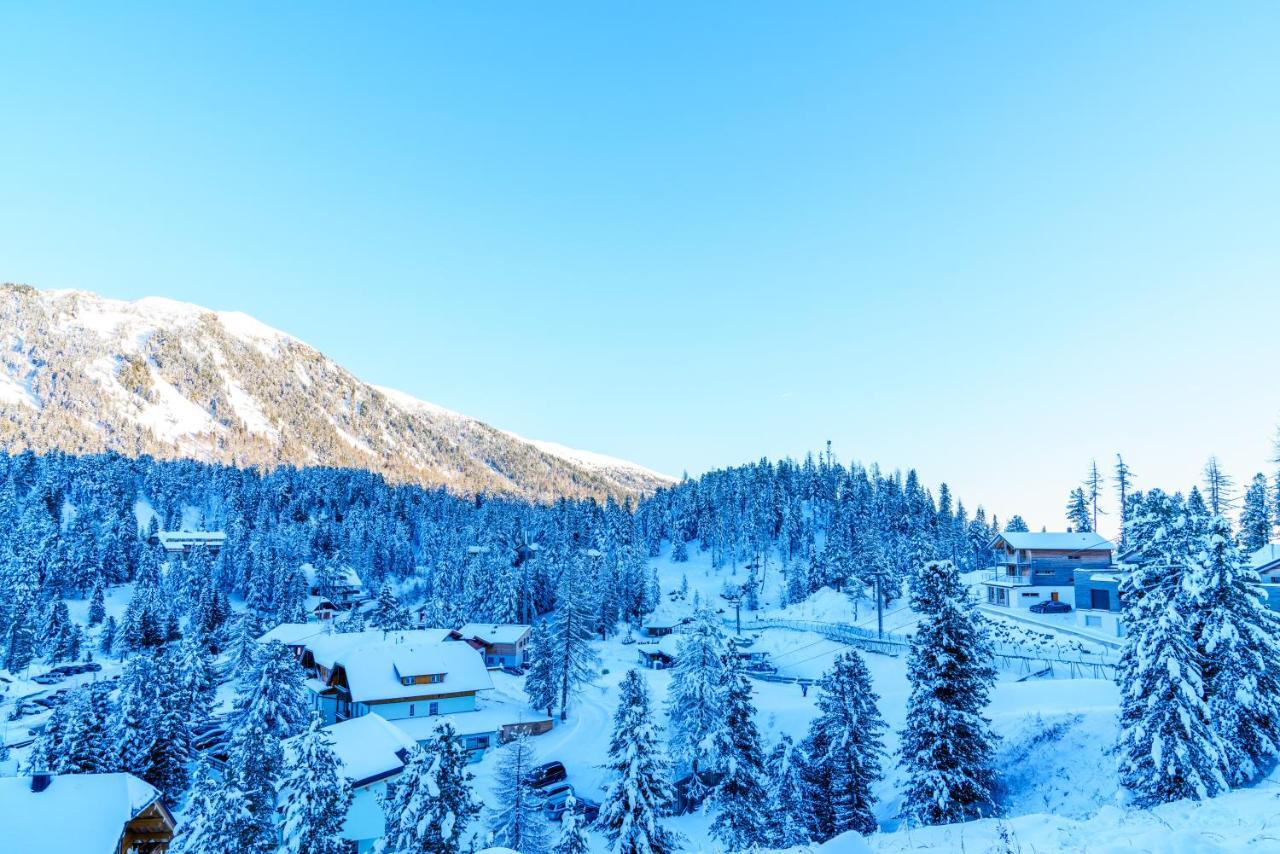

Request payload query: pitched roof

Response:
[991,531,1114,552]
[304,629,456,670]
[1248,544,1280,572]
[285,714,418,788]
[0,773,166,853]
[342,642,493,703]
[456,623,531,645]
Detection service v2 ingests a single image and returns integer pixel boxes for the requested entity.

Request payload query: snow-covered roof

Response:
[643,605,685,629]
[156,530,225,550]
[1248,544,1280,572]
[302,563,363,588]
[287,714,417,788]
[256,622,323,646]
[342,642,493,703]
[991,531,1114,552]
[457,623,531,645]
[304,629,455,670]
[392,706,538,741]
[0,773,166,853]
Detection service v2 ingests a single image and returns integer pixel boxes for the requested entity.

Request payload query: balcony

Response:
[985,569,1032,585]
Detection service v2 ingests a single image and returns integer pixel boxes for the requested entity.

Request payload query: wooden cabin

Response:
[1,772,176,853]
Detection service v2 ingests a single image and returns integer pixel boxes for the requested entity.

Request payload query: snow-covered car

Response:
[1029,600,1072,614]
[526,761,568,789]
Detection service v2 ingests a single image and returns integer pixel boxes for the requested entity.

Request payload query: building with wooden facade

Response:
[982,531,1114,611]
[456,623,532,668]
[1,772,176,853]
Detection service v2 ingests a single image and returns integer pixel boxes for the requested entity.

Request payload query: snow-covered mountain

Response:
[0,284,672,501]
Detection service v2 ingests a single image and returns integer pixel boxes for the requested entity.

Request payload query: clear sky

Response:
[2,3,1278,533]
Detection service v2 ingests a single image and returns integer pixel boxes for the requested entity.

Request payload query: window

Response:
[1085,615,1102,628]
[429,701,439,716]
[1090,589,1111,611]
[1021,592,1039,597]
[409,704,415,717]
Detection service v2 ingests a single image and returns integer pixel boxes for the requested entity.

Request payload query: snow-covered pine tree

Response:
[172,753,217,854]
[176,633,219,728]
[1189,514,1280,786]
[1116,492,1227,806]
[763,734,810,848]
[665,607,727,792]
[1237,473,1271,552]
[708,654,769,851]
[549,559,598,721]
[369,583,413,630]
[898,560,997,826]
[149,649,193,803]
[1004,516,1029,533]
[803,650,886,837]
[98,615,117,658]
[488,731,549,854]
[88,580,106,626]
[114,652,159,779]
[280,715,353,854]
[523,621,558,717]
[598,669,679,854]
[1065,487,1091,533]
[233,639,310,740]
[550,794,590,854]
[192,717,283,854]
[62,681,115,774]
[379,721,481,854]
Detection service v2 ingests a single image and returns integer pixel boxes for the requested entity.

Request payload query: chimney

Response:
[30,772,53,793]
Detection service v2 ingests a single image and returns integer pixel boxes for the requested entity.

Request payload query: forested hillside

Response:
[0,285,669,502]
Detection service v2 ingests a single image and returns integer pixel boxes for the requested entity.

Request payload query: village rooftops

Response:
[990,531,1114,552]
[303,629,459,670]
[342,642,494,703]
[1,772,175,854]
[456,623,531,645]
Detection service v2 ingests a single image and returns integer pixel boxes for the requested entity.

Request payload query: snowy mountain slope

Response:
[0,284,673,501]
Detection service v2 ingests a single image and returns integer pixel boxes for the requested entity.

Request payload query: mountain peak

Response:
[0,284,672,501]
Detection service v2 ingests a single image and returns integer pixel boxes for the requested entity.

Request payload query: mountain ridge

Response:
[0,283,672,501]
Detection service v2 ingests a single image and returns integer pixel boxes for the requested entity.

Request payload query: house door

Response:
[1050,592,1059,602]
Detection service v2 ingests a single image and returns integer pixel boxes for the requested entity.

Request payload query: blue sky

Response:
[2,3,1278,531]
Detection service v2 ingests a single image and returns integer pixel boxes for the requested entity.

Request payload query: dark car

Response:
[526,761,568,789]
[1029,600,1072,614]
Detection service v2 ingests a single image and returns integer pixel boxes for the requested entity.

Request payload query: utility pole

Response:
[873,569,884,639]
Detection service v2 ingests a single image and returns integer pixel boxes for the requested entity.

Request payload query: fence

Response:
[733,617,1118,680]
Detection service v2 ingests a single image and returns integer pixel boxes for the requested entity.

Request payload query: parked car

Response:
[31,674,64,685]
[502,665,525,677]
[526,761,568,789]
[544,786,601,822]
[541,783,575,819]
[1029,600,1072,614]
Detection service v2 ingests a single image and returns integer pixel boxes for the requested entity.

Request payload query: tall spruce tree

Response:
[763,734,810,848]
[1116,492,1227,805]
[899,560,997,826]
[548,559,599,721]
[488,732,549,854]
[380,722,481,854]
[804,650,886,837]
[1189,515,1280,786]
[1065,488,1091,532]
[523,622,559,718]
[1237,473,1272,553]
[280,715,353,854]
[708,654,769,851]
[550,794,591,854]
[665,607,727,789]
[598,669,679,854]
